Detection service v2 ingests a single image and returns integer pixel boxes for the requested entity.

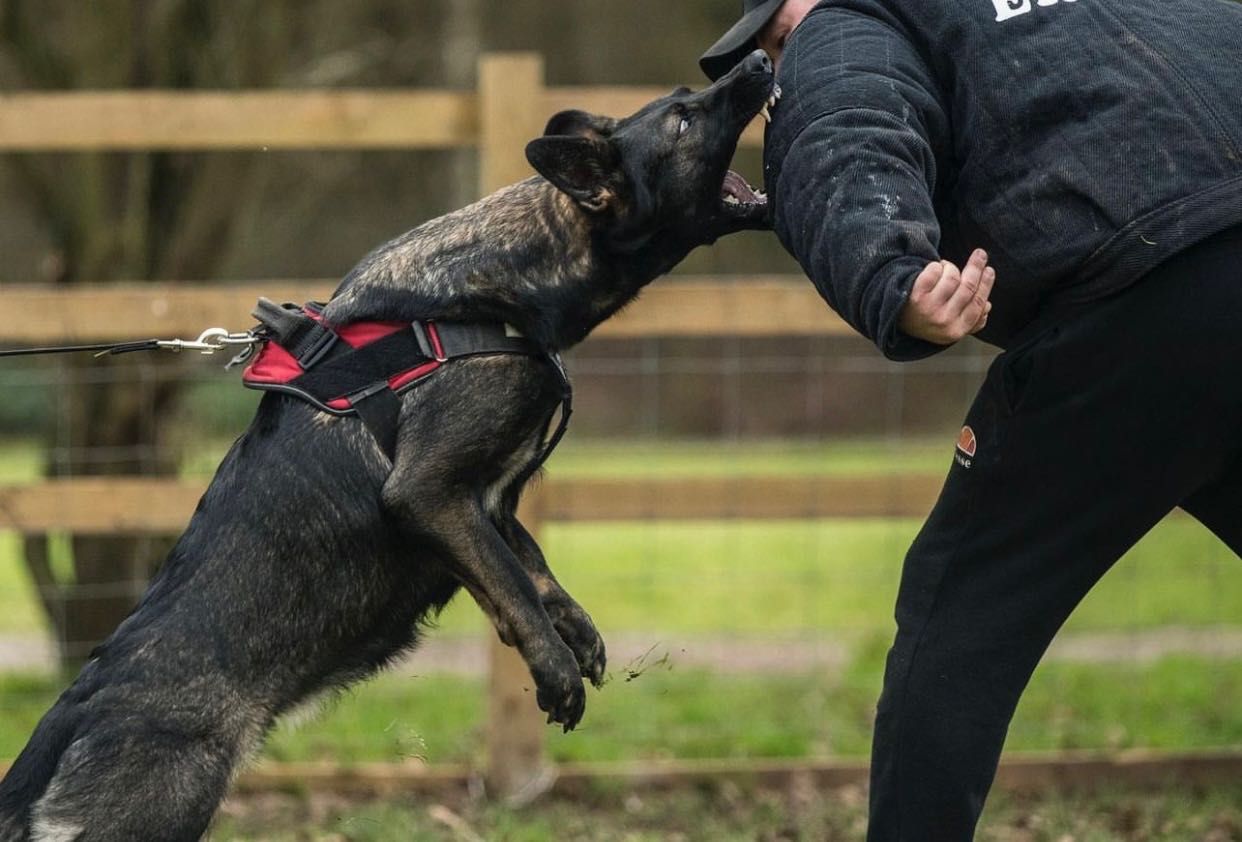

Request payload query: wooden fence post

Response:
[478,52,554,802]
[485,488,556,802]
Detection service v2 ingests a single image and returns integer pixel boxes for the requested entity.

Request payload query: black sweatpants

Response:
[866,224,1242,841]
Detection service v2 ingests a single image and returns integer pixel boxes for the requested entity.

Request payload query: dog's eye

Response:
[678,117,692,136]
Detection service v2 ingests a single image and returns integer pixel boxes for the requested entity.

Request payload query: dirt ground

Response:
[212,782,1242,841]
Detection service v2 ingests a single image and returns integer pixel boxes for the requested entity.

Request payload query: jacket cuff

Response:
[877,271,949,362]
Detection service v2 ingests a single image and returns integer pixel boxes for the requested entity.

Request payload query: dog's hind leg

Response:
[27,714,256,842]
[0,695,88,842]
[0,811,27,842]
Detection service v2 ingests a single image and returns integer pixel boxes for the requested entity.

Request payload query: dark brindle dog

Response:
[0,51,776,841]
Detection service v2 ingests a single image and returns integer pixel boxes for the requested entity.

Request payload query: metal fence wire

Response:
[0,67,1238,784]
[0,328,1238,770]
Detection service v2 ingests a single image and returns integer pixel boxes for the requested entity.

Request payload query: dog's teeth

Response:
[759,104,771,123]
[724,195,740,205]
[774,84,782,101]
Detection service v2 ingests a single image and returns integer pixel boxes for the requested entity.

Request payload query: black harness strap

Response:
[252,298,338,367]
[288,328,428,401]
[247,300,571,468]
[348,384,403,459]
[431,321,538,360]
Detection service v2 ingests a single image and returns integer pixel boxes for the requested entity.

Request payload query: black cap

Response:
[699,0,785,81]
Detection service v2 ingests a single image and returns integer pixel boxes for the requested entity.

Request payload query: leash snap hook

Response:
[157,328,260,356]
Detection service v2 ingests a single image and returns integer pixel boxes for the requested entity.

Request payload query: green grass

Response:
[297,648,1242,776]
[0,533,48,634]
[1,438,1240,639]
[263,676,485,766]
[0,441,45,482]
[1,437,1239,774]
[180,436,957,481]
[210,783,1242,842]
[1,513,1237,640]
[542,437,954,478]
[543,515,1239,636]
[262,652,1242,764]
[6,651,1239,765]
[428,512,1240,637]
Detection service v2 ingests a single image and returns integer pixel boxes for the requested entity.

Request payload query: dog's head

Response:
[526,50,775,257]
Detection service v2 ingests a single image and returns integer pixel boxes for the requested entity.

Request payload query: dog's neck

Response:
[324,178,681,350]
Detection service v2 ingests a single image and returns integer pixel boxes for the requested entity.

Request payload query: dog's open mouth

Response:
[721,169,767,211]
[718,82,779,219]
[757,83,782,125]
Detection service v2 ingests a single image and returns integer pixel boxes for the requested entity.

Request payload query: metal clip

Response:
[225,342,258,370]
[157,328,259,355]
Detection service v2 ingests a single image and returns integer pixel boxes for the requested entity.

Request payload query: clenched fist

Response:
[898,248,996,346]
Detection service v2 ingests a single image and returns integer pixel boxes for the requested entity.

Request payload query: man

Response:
[702,0,1242,839]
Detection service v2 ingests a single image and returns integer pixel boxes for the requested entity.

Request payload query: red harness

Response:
[240,300,571,463]
[243,307,444,412]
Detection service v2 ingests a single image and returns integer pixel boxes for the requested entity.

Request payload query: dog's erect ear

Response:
[526,135,620,213]
[542,109,618,141]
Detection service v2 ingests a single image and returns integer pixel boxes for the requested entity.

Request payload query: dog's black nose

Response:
[742,49,773,75]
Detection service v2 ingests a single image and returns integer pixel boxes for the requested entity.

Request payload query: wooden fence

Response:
[0,53,945,797]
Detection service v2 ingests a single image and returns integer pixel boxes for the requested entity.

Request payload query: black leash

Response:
[0,329,260,364]
[4,314,574,468]
[0,340,161,358]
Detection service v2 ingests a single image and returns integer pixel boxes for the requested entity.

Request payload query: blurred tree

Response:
[0,0,306,666]
[0,0,795,668]
[0,0,480,667]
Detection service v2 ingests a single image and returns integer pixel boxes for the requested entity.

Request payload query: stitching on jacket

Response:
[1081,171,1242,265]
[782,105,939,191]
[1096,0,1240,161]
[782,4,945,148]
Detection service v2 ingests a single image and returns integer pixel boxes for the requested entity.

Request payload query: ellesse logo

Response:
[955,425,977,468]
[957,426,977,457]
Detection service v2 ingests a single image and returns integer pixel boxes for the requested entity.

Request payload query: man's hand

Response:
[898,249,996,346]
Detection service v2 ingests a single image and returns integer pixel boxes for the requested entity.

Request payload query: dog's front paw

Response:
[528,644,587,732]
[546,599,607,688]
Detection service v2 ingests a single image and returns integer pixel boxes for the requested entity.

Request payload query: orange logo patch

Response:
[956,426,977,458]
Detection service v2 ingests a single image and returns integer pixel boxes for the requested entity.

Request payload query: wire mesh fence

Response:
[1,65,1239,785]
[1,323,1239,769]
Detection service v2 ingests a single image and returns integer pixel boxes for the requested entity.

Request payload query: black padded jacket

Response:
[764,0,1242,359]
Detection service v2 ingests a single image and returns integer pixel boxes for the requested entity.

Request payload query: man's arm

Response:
[765,5,990,359]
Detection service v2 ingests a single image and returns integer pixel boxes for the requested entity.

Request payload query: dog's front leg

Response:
[384,489,586,730]
[498,515,607,688]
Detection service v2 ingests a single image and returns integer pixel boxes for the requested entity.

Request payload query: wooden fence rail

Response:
[0,88,763,151]
[0,278,850,343]
[0,53,910,798]
[0,90,479,150]
[0,475,943,535]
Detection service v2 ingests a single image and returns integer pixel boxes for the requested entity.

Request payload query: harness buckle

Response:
[411,321,447,363]
[250,298,339,369]
[295,328,338,369]
[345,380,393,404]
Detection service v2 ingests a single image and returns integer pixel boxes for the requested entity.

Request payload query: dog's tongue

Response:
[721,169,762,204]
